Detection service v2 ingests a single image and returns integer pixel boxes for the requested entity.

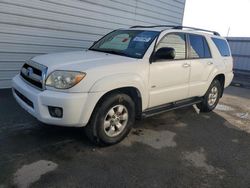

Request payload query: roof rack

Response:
[174,26,220,36]
[130,25,220,36]
[130,25,177,29]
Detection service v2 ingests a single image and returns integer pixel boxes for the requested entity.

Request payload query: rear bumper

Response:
[225,71,234,88]
[12,75,104,127]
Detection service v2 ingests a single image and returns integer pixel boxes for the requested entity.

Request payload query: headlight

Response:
[46,71,86,89]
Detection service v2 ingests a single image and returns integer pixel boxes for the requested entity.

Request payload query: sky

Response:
[183,0,250,37]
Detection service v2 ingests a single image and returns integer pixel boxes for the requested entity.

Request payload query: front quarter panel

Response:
[90,73,148,110]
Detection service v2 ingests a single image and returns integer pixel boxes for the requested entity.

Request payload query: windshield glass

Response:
[89,30,160,59]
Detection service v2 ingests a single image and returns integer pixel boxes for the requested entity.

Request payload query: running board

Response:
[142,97,203,118]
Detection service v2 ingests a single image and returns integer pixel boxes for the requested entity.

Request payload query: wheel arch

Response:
[89,73,148,109]
[93,86,143,120]
[213,74,225,97]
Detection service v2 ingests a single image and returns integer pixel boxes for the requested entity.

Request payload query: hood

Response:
[32,50,137,72]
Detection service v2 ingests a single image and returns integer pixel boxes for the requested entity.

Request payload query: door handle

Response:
[183,63,191,68]
[207,61,213,65]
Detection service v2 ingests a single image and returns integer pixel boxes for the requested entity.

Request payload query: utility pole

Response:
[227,27,231,37]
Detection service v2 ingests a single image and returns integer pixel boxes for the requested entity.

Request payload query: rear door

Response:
[187,34,214,97]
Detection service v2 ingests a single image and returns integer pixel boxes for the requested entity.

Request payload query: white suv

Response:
[12,26,234,145]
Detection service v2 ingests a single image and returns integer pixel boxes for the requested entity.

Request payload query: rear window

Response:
[212,38,231,57]
[189,34,211,59]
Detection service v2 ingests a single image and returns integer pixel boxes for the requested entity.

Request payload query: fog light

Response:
[48,106,63,118]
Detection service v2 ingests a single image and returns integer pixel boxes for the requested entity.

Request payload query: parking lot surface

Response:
[0,86,250,188]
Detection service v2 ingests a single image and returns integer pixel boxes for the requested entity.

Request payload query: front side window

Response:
[89,30,159,59]
[156,33,186,60]
[189,34,211,59]
[212,38,231,57]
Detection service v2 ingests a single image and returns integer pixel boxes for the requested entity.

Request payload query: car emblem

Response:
[26,67,33,76]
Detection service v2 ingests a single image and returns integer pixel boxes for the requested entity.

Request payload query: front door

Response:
[149,32,190,107]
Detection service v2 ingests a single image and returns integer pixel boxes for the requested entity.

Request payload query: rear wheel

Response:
[84,93,135,146]
[198,79,222,112]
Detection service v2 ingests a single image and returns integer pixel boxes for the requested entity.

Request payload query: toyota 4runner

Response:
[12,25,234,145]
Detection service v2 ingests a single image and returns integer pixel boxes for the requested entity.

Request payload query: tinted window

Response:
[189,34,211,58]
[212,38,231,57]
[156,33,186,60]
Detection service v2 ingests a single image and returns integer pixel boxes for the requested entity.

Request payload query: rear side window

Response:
[189,34,211,59]
[212,38,231,57]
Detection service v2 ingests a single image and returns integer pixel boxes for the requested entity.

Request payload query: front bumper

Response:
[12,75,103,127]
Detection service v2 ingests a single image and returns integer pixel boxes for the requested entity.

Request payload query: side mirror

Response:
[152,47,176,61]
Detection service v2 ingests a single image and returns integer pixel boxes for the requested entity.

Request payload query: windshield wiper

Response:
[103,50,127,56]
[90,49,129,57]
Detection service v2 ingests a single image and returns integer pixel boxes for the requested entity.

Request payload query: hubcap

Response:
[208,86,218,106]
[103,105,129,137]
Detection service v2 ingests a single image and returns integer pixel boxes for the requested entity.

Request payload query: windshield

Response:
[89,30,160,59]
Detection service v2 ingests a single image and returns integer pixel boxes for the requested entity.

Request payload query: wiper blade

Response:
[89,49,130,57]
[102,50,127,56]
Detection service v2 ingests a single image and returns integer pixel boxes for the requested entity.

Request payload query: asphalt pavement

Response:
[0,86,250,188]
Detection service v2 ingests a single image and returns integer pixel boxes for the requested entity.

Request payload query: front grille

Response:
[14,89,34,108]
[20,61,47,90]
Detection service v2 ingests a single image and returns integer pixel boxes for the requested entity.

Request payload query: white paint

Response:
[236,112,249,120]
[13,160,58,188]
[122,129,177,149]
[215,104,235,112]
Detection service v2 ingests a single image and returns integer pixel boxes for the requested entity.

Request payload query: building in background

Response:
[227,37,250,74]
[0,0,186,88]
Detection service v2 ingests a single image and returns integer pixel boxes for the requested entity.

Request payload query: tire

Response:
[197,79,222,112]
[84,92,135,146]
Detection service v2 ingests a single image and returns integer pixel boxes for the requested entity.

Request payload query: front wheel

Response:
[197,79,222,112]
[84,93,135,146]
